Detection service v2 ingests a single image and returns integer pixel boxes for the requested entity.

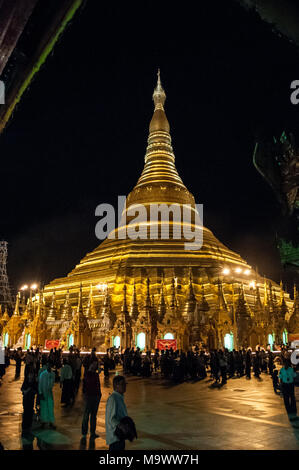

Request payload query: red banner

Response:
[156,339,177,351]
[45,339,60,350]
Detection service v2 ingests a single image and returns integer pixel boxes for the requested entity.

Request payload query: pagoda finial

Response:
[149,69,169,134]
[152,68,166,110]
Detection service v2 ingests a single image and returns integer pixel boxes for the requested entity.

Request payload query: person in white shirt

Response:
[279,360,297,416]
[105,375,128,451]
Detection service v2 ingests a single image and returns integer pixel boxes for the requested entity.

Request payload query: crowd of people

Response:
[0,345,135,451]
[0,342,297,450]
[122,345,290,385]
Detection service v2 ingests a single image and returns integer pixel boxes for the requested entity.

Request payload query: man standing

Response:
[74,350,82,392]
[81,360,102,444]
[60,358,73,407]
[105,375,128,451]
[15,347,23,379]
[218,350,227,385]
[38,362,56,429]
[245,348,252,379]
[279,360,297,417]
[21,365,37,432]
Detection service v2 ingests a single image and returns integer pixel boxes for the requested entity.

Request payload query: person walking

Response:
[38,362,56,429]
[245,348,252,379]
[74,351,82,392]
[60,358,74,407]
[268,350,275,377]
[21,365,37,432]
[105,375,128,451]
[279,360,297,417]
[272,368,280,394]
[218,350,227,385]
[81,360,102,444]
[15,348,23,379]
[253,349,261,378]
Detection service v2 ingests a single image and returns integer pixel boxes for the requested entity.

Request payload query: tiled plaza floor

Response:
[1,364,299,450]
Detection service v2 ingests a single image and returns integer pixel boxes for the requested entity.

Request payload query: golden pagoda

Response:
[16,71,296,351]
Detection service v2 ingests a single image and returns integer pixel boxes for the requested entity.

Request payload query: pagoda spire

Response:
[217,279,227,311]
[170,277,177,309]
[47,291,57,321]
[76,284,84,317]
[1,307,9,323]
[61,289,73,321]
[144,278,151,309]
[158,276,167,322]
[122,284,128,315]
[255,284,263,310]
[36,290,43,317]
[85,285,96,319]
[130,281,139,321]
[22,296,33,322]
[187,271,196,302]
[153,69,166,108]
[13,292,21,316]
[101,286,116,329]
[183,272,197,324]
[198,284,210,314]
[127,69,194,207]
[263,278,269,307]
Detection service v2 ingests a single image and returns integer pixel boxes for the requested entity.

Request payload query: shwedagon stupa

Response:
[1,71,298,352]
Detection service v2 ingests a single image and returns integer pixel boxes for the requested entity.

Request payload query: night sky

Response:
[2,1,299,293]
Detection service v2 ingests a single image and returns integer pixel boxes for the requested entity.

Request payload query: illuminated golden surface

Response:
[5,71,296,350]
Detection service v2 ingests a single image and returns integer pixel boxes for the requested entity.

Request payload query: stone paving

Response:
[1,363,299,450]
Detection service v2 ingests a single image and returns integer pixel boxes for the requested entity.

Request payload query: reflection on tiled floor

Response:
[1,364,299,450]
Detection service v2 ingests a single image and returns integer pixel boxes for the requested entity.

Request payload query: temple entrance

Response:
[68,334,74,348]
[4,333,9,347]
[113,335,121,348]
[25,333,31,349]
[136,332,146,350]
[164,332,174,340]
[268,333,274,350]
[224,333,234,351]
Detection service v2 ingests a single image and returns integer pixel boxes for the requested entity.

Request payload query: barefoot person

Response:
[60,358,74,407]
[279,359,297,417]
[38,362,56,429]
[81,360,102,444]
[105,375,128,451]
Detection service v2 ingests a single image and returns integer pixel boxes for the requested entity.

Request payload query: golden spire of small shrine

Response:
[13,292,21,316]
